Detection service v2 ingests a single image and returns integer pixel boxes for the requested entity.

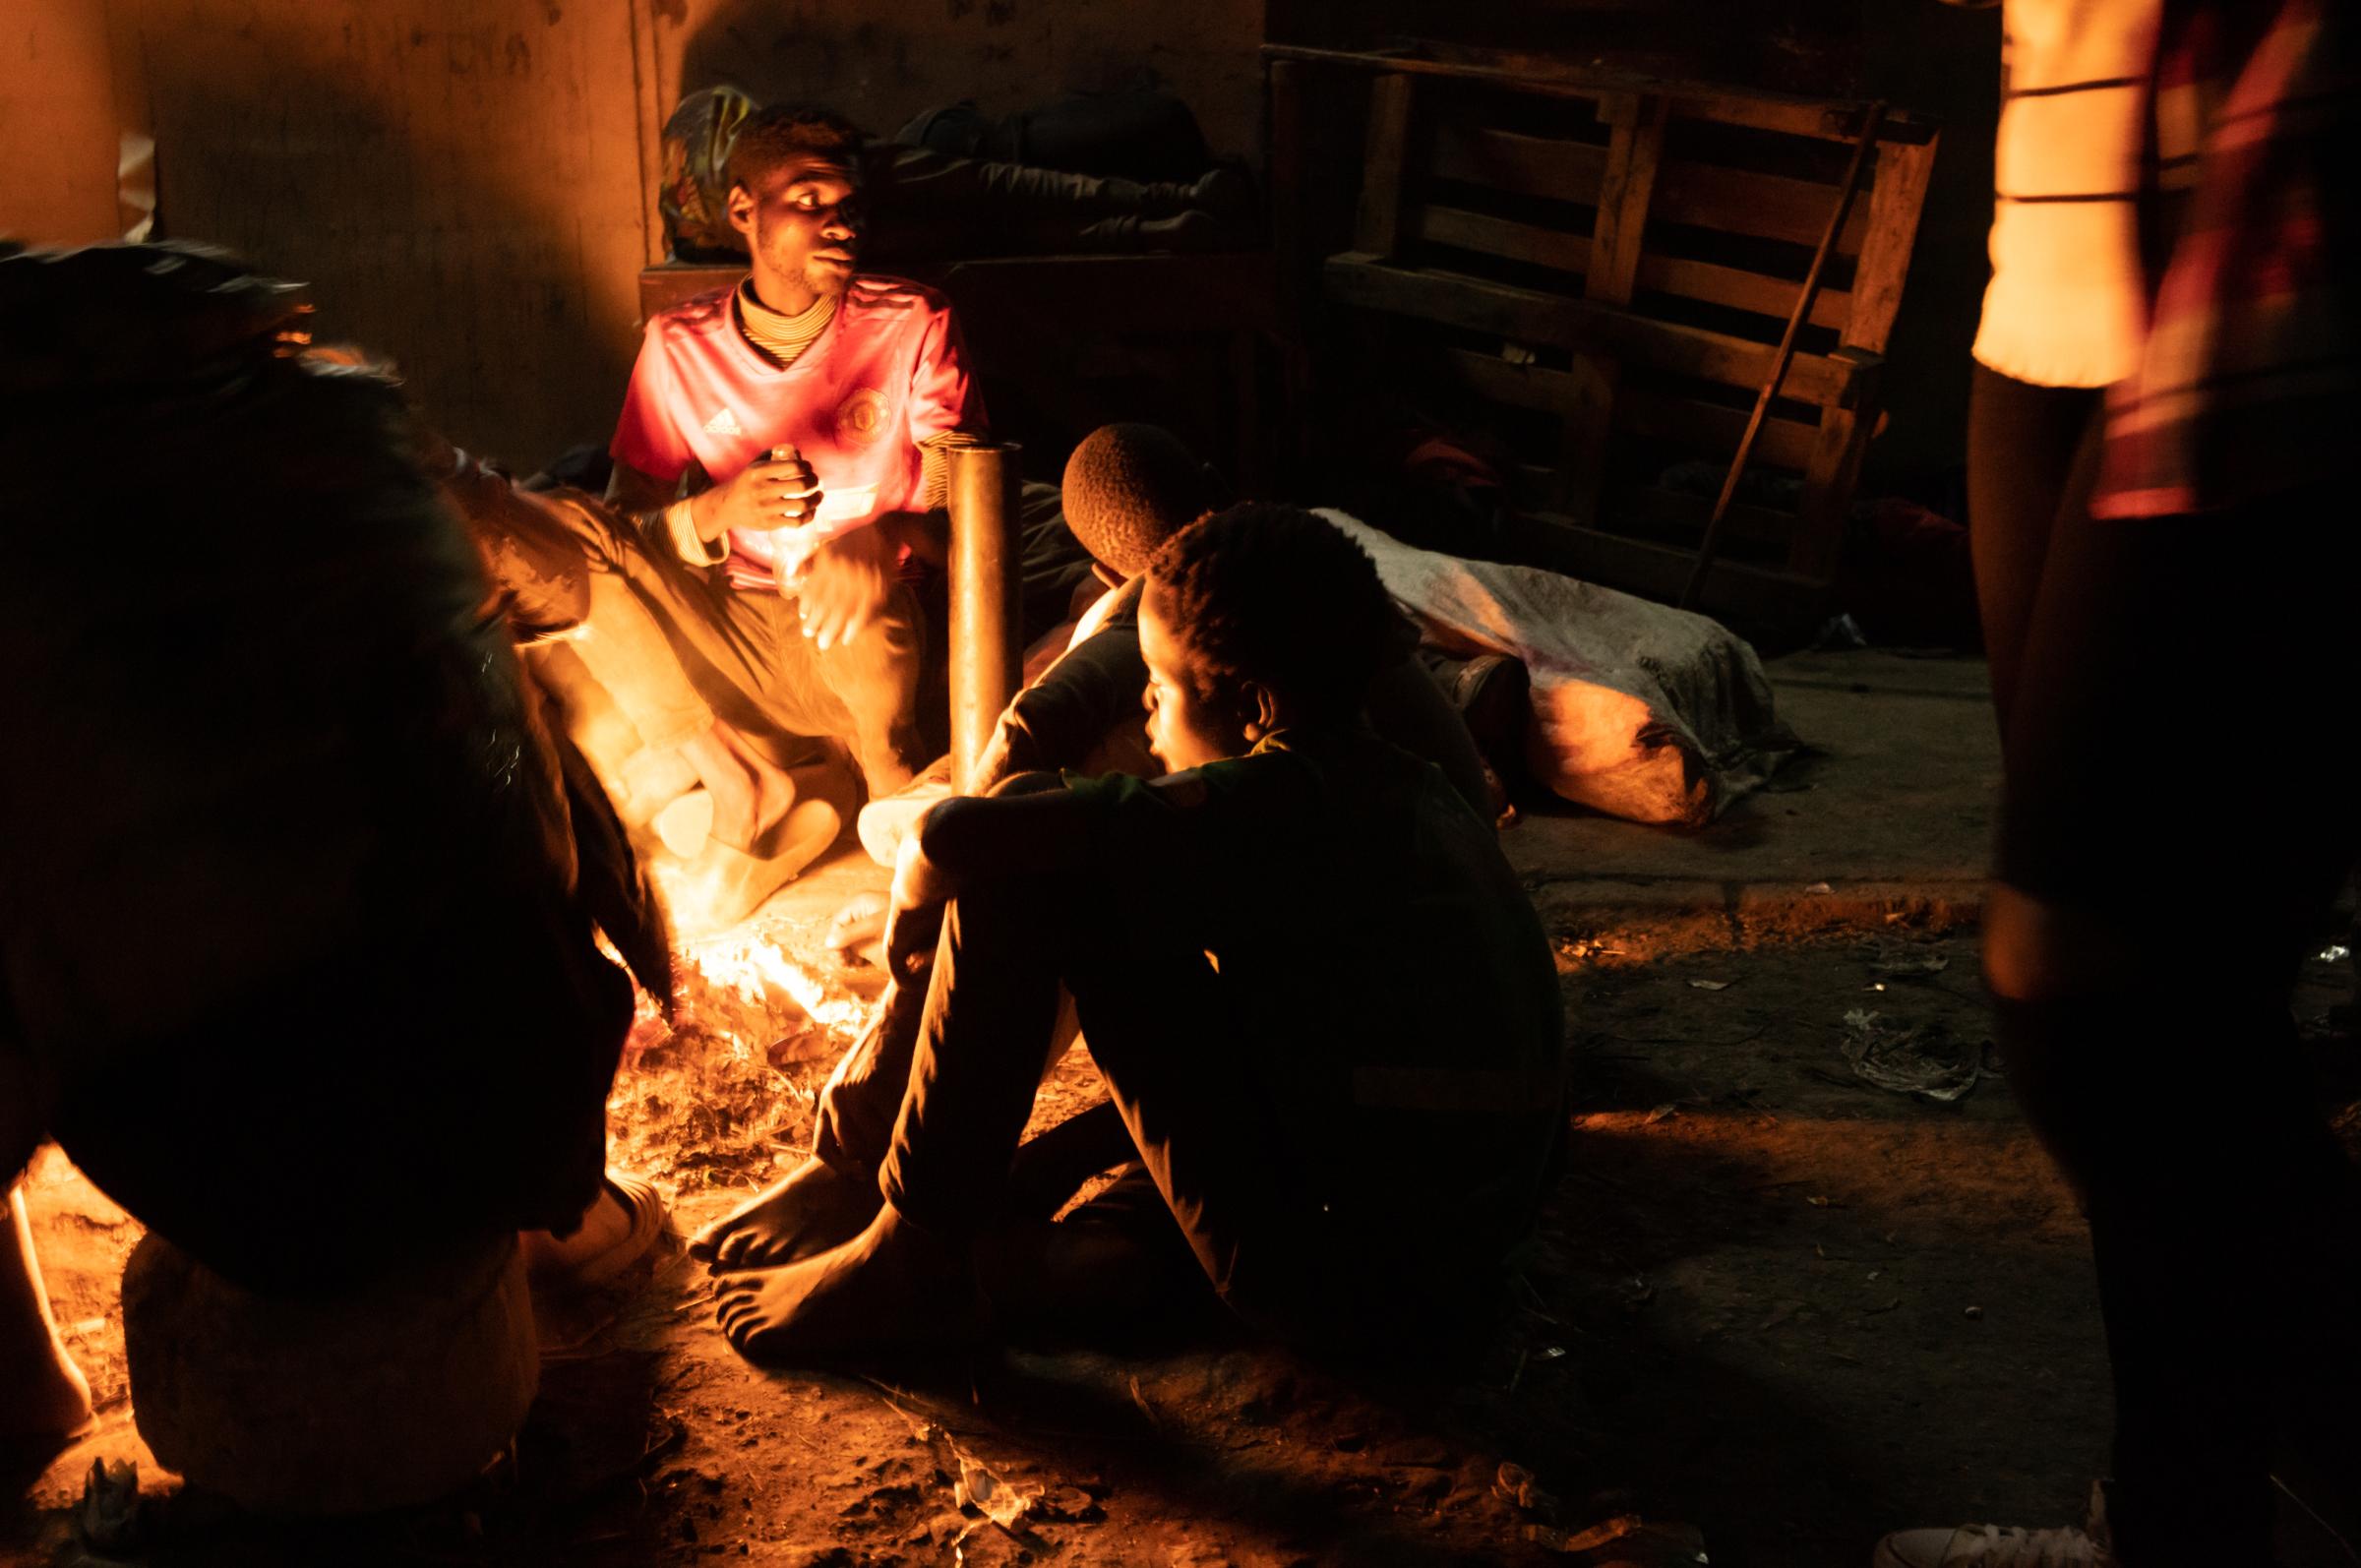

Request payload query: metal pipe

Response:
[948,442,1023,795]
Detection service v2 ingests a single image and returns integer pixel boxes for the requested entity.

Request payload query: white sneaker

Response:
[1873,1483,2112,1568]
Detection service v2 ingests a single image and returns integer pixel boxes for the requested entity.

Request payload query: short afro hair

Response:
[1145,503,1410,725]
[727,104,866,194]
[1060,423,1213,579]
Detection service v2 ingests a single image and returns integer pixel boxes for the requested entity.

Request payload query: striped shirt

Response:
[1973,0,2359,516]
[1973,0,2162,388]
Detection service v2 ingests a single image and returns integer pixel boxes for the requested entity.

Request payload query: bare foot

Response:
[689,1157,878,1271]
[678,722,802,853]
[713,1204,981,1362]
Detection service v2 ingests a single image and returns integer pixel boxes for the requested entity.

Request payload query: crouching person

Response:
[712,504,1565,1357]
[0,243,663,1510]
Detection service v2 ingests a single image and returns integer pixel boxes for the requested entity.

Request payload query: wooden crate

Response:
[1269,47,1938,625]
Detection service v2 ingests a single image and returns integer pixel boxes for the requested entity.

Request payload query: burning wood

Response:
[605,924,880,1194]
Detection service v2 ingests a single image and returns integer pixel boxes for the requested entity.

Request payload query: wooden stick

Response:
[1679,102,1887,614]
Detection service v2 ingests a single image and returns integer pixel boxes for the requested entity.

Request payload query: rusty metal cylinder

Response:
[948,443,1023,794]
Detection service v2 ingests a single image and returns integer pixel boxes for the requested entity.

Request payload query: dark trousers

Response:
[556,503,924,798]
[1971,368,2361,1562]
[810,870,1528,1347]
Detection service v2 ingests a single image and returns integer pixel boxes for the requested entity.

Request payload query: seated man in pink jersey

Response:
[576,105,986,928]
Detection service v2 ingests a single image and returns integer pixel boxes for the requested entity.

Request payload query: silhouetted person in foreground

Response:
[1,243,661,1494]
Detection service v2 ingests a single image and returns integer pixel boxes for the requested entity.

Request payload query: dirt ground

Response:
[7,848,2358,1568]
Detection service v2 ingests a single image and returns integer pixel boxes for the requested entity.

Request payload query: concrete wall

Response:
[0,0,130,245]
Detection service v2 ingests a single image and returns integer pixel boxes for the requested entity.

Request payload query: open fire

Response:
[602,920,881,1195]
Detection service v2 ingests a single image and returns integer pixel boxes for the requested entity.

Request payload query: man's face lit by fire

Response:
[1140,581,1249,773]
[729,155,862,309]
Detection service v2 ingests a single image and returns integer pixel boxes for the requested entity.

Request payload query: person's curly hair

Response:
[726,104,866,194]
[1060,423,1213,578]
[1145,503,1410,725]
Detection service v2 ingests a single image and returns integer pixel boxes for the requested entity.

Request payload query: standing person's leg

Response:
[1964,367,2104,741]
[1986,493,2361,1566]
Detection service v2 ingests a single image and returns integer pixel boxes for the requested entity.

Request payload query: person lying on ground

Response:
[575,103,988,931]
[0,242,664,1466]
[816,421,1499,955]
[698,504,1566,1359]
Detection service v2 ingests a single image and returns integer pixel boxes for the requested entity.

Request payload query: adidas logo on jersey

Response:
[703,408,744,436]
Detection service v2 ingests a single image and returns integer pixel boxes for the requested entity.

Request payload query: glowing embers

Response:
[684,929,869,1040]
[605,928,876,1192]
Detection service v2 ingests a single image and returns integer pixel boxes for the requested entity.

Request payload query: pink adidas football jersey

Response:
[609,274,982,587]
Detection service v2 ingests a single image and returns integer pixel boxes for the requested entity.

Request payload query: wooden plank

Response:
[1652,159,1872,253]
[626,0,670,268]
[1259,44,1940,149]
[1423,130,1871,256]
[1614,387,1819,471]
[1414,208,1856,331]
[1355,73,1419,257]
[1610,483,1804,551]
[1586,93,1666,305]
[1522,511,1832,625]
[1323,256,1868,405]
[1439,347,1591,415]
[1557,92,1666,524]
[1663,90,1930,149]
[1639,252,1852,331]
[1792,407,1864,576]
[1430,123,1607,206]
[1792,345,1887,576]
[1415,206,1593,274]
[1440,349,1817,472]
[1839,135,1936,355]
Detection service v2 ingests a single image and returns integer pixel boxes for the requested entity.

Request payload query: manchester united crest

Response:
[835,387,890,446]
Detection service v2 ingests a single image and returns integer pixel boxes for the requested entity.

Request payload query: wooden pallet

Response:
[1268,46,1938,625]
